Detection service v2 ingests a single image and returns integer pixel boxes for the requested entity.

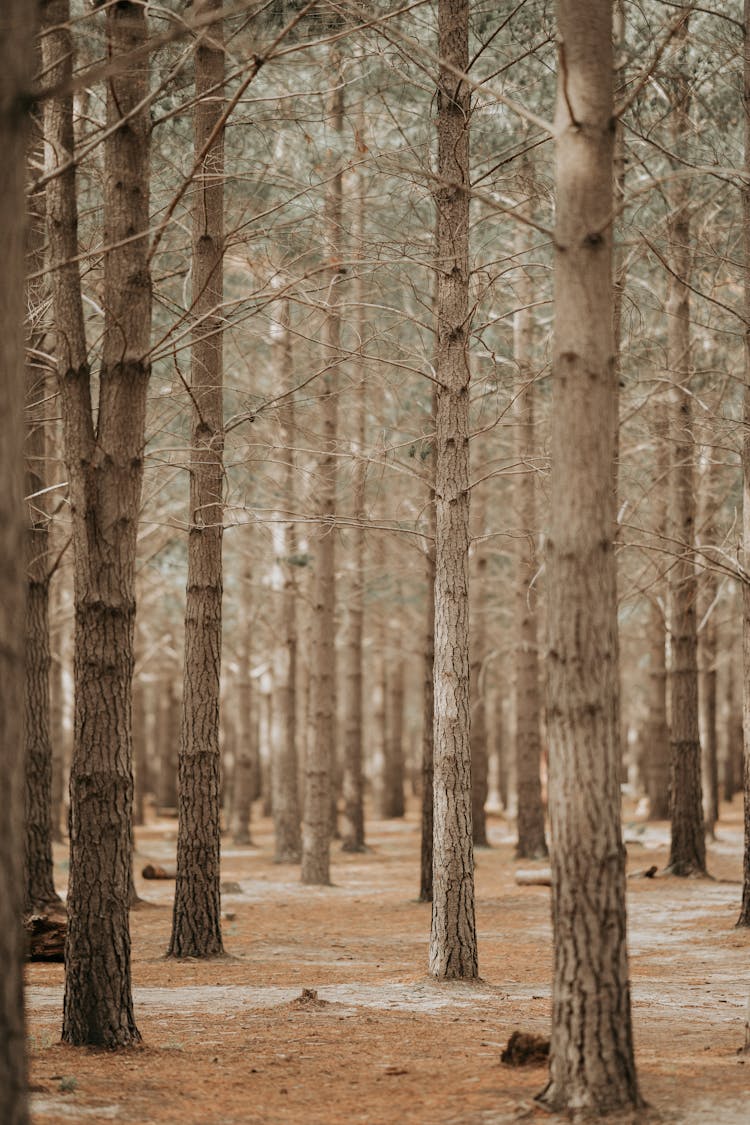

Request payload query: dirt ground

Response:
[26,797,750,1124]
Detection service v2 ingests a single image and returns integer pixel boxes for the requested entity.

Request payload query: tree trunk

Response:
[469,484,489,847]
[539,2,640,1112]
[47,0,146,1047]
[132,676,149,827]
[341,154,367,854]
[644,403,671,820]
[0,0,36,1115]
[301,45,344,884]
[157,674,180,811]
[24,97,60,915]
[169,0,226,958]
[420,469,436,901]
[429,0,477,982]
[231,572,257,846]
[665,21,706,877]
[272,298,302,861]
[697,450,719,836]
[513,180,547,860]
[384,609,406,819]
[739,0,750,926]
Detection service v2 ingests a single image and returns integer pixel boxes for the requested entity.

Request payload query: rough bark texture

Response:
[301,46,344,886]
[540,2,640,1112]
[665,23,706,877]
[169,1,226,958]
[0,1,35,1116]
[739,0,750,926]
[24,100,60,914]
[512,191,547,860]
[46,0,145,1047]
[644,403,671,820]
[272,299,302,862]
[429,0,477,982]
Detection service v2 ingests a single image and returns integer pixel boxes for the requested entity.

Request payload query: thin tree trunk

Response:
[301,45,344,884]
[513,178,547,860]
[697,450,719,836]
[665,20,706,877]
[429,0,477,982]
[170,1,226,957]
[0,1,36,1115]
[272,298,302,861]
[384,605,406,819]
[24,100,60,914]
[469,483,489,847]
[46,0,146,1047]
[420,465,436,901]
[133,676,149,827]
[341,152,367,853]
[644,404,671,820]
[231,572,257,846]
[539,2,640,1112]
[739,0,750,925]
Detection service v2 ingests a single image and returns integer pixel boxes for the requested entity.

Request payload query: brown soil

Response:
[27,799,750,1124]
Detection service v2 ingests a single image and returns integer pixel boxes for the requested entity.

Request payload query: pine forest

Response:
[2,1,750,1122]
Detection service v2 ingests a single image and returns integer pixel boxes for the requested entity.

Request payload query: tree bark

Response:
[46,0,146,1047]
[341,154,367,853]
[739,0,750,926]
[513,179,547,859]
[420,456,436,901]
[0,1,36,1116]
[24,95,60,915]
[469,483,489,847]
[644,403,671,820]
[301,44,344,885]
[169,0,226,957]
[429,0,477,982]
[665,20,706,877]
[272,298,302,861]
[384,605,406,819]
[697,450,719,836]
[539,2,640,1112]
[231,571,258,846]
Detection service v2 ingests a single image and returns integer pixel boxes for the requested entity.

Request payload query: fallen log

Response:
[141,863,176,880]
[514,869,552,887]
[25,913,66,962]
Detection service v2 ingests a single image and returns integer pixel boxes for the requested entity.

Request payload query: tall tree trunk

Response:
[46,0,146,1047]
[429,0,477,982]
[739,0,750,925]
[272,299,302,861]
[697,450,719,836]
[513,178,547,860]
[469,483,489,847]
[132,675,149,827]
[341,153,367,853]
[170,1,226,957]
[24,96,60,914]
[231,570,257,846]
[539,1,640,1112]
[384,603,406,819]
[665,20,706,877]
[420,455,436,900]
[644,404,671,819]
[0,0,36,1116]
[301,45,344,885]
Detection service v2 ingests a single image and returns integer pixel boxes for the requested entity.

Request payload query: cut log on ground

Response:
[142,863,176,880]
[25,913,67,962]
[514,869,552,886]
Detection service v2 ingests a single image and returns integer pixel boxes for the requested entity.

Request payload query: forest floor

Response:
[26,796,750,1125]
